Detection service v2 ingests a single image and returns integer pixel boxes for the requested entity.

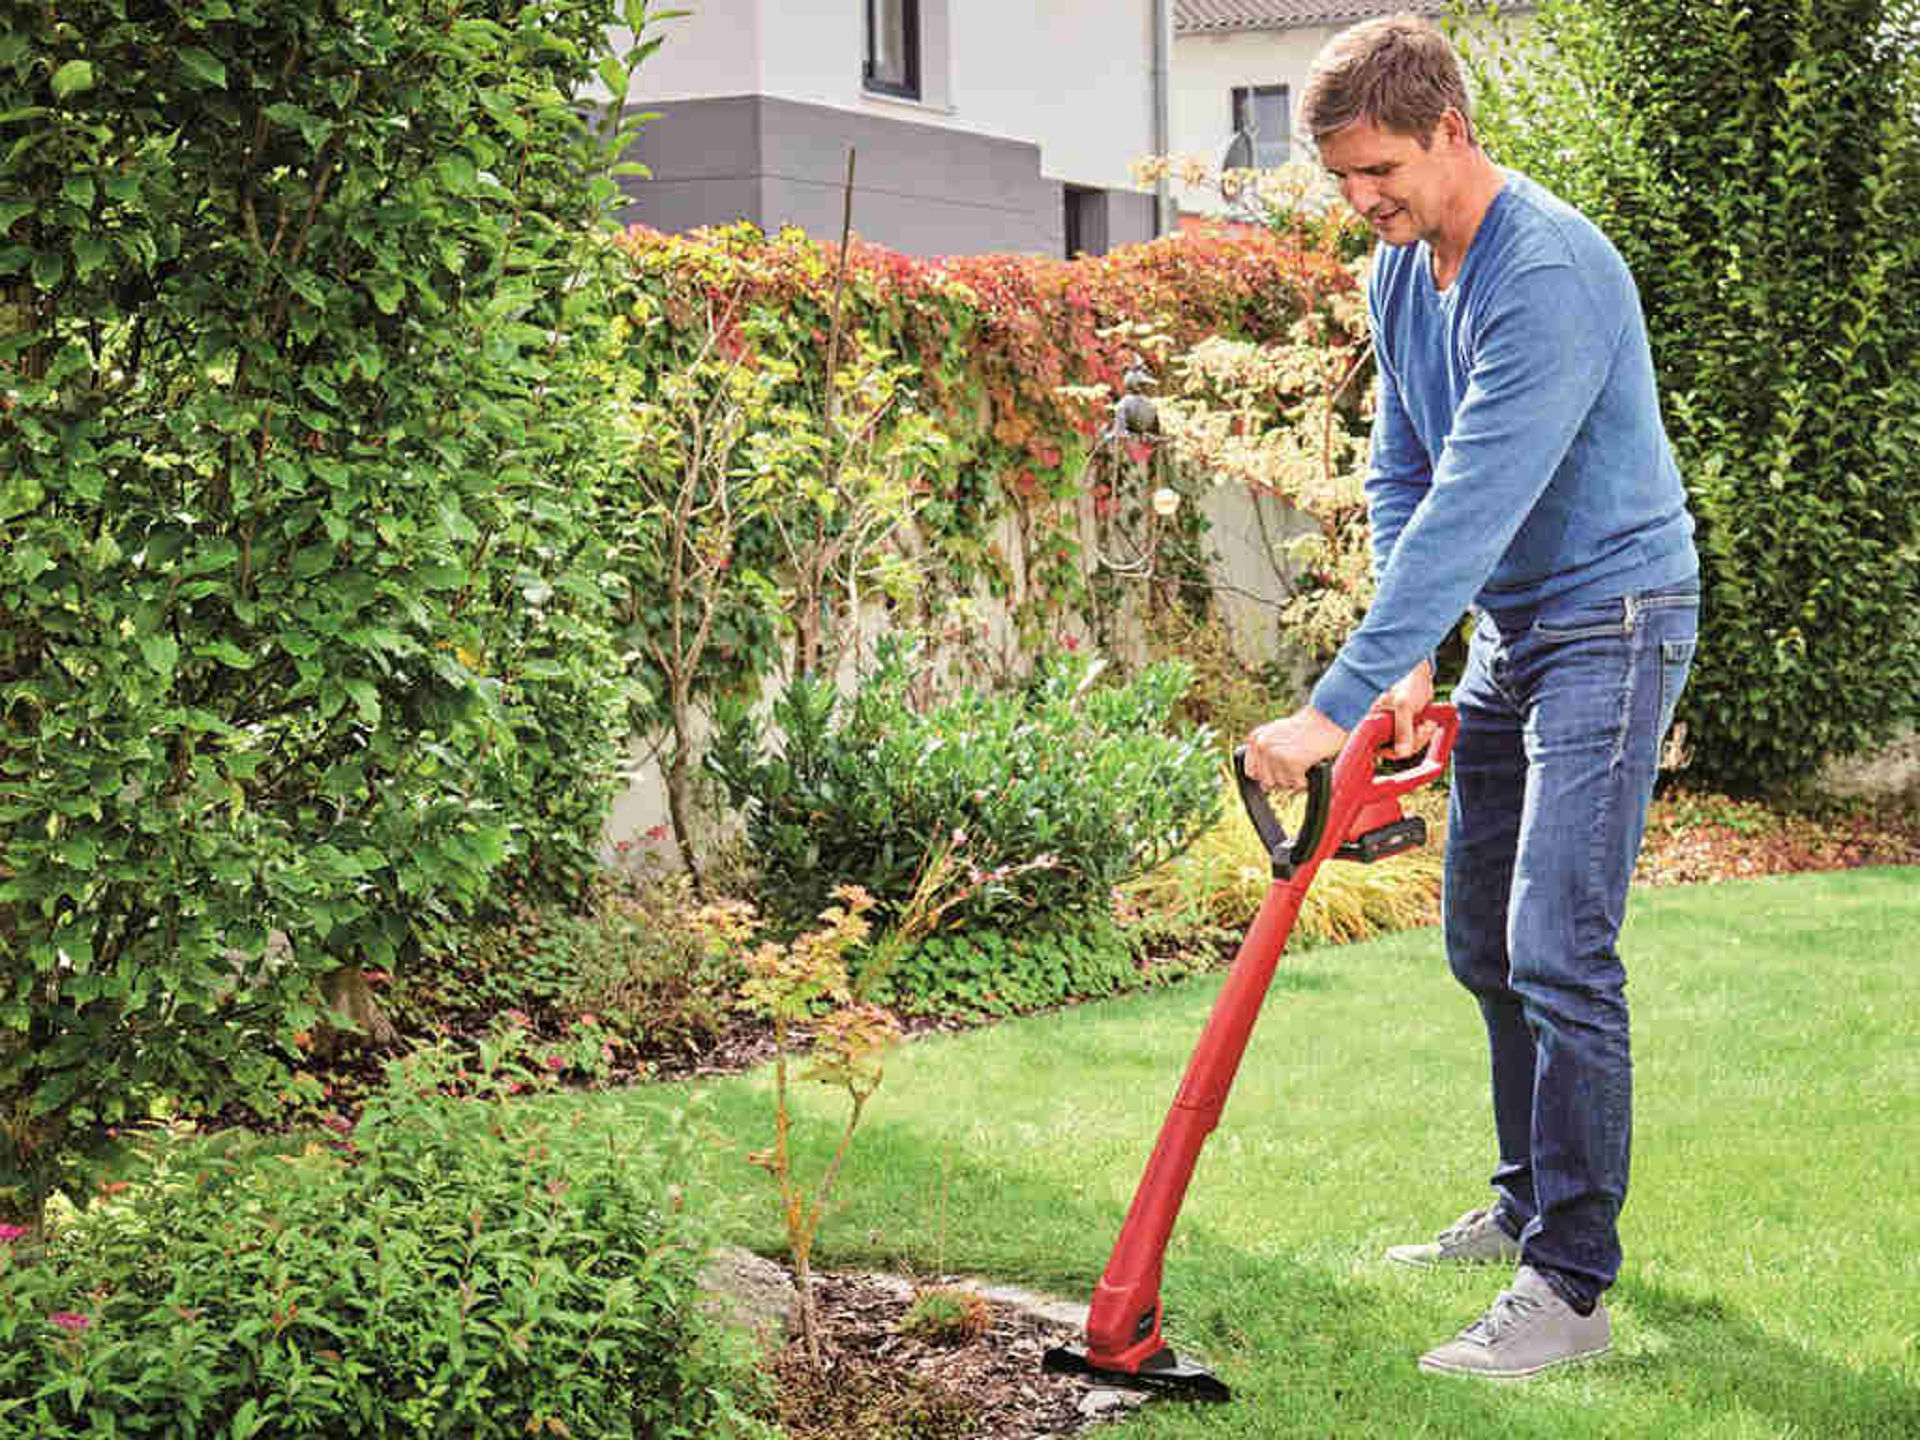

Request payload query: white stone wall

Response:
[601,476,1313,855]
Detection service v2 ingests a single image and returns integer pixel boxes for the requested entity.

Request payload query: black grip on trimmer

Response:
[1232,746,1331,879]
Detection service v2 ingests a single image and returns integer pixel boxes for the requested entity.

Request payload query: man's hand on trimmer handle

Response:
[1374,659,1439,761]
[1246,661,1439,792]
[1243,706,1347,792]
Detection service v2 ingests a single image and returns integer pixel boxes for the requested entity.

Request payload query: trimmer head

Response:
[1042,1342,1231,1403]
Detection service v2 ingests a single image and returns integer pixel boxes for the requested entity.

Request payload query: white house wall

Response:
[1172,26,1330,196]
[1170,12,1535,217]
[620,2,1166,255]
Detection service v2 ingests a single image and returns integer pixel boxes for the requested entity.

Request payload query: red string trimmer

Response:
[1043,704,1460,1402]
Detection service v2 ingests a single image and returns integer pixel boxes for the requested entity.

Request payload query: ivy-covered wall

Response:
[599,217,1367,851]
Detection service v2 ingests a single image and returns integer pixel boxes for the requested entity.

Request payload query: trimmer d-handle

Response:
[1233,705,1458,879]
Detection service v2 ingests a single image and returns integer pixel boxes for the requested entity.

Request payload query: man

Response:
[1241,14,1699,1379]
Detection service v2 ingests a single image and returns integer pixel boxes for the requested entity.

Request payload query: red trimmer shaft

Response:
[1044,705,1459,1402]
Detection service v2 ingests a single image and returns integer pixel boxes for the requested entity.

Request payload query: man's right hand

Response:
[1376,660,1437,759]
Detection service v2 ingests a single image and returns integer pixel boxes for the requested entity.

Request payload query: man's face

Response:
[1316,114,1463,248]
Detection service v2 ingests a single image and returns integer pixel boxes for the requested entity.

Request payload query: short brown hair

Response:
[1300,14,1475,147]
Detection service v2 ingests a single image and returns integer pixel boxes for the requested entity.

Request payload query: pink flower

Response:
[49,1312,90,1333]
[544,1054,565,1072]
[0,1225,27,1245]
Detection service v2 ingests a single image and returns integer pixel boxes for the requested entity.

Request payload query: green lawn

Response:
[587,868,1920,1438]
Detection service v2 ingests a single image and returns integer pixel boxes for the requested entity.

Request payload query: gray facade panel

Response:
[1106,191,1158,250]
[757,175,1063,260]
[622,177,764,238]
[626,96,761,184]
[619,94,1120,259]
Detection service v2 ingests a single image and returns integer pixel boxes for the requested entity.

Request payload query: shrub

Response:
[706,641,1222,931]
[728,886,903,1373]
[404,867,749,1068]
[897,1287,992,1345]
[1466,0,1920,792]
[870,912,1149,1019]
[603,219,1369,829]
[0,1039,773,1438]
[0,0,665,1227]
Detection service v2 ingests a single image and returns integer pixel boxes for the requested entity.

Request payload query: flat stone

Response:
[697,1244,799,1352]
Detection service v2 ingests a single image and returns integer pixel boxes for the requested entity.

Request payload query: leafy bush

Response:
[604,220,1369,794]
[869,911,1149,1018]
[1467,0,1920,791]
[408,868,751,1067]
[0,0,671,1226]
[0,1039,772,1438]
[707,642,1222,931]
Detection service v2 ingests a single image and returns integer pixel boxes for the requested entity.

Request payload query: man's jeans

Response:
[1443,584,1697,1311]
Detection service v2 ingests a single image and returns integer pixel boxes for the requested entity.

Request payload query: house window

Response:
[865,0,920,99]
[1230,84,1291,168]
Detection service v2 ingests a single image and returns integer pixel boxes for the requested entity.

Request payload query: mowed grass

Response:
[588,867,1920,1438]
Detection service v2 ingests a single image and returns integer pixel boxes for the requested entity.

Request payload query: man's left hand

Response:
[1244,706,1348,792]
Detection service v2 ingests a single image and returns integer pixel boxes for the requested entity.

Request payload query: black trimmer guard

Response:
[1042,1341,1232,1403]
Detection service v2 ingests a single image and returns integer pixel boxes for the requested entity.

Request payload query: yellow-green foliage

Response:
[1121,772,1446,948]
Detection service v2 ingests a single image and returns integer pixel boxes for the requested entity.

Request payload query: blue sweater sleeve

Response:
[1364,353,1431,581]
[1309,261,1621,728]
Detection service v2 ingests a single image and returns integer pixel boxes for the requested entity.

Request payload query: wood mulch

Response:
[767,1273,1138,1440]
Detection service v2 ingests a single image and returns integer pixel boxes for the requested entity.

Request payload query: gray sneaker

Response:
[1418,1265,1611,1378]
[1385,1205,1522,1268]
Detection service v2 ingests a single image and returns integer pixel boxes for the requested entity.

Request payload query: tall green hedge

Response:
[1469,0,1920,793]
[0,0,667,1224]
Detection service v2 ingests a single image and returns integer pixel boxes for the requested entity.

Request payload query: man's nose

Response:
[1341,175,1375,212]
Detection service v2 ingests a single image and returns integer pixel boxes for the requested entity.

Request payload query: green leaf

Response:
[31,247,64,288]
[0,471,43,521]
[72,231,108,278]
[178,47,226,89]
[50,60,94,99]
[202,639,255,669]
[437,153,476,193]
[342,678,381,725]
[368,273,404,315]
[139,634,179,676]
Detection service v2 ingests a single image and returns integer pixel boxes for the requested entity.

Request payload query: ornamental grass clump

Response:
[1120,773,1446,948]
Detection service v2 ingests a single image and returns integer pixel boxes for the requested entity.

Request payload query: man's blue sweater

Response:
[1308,170,1698,731]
